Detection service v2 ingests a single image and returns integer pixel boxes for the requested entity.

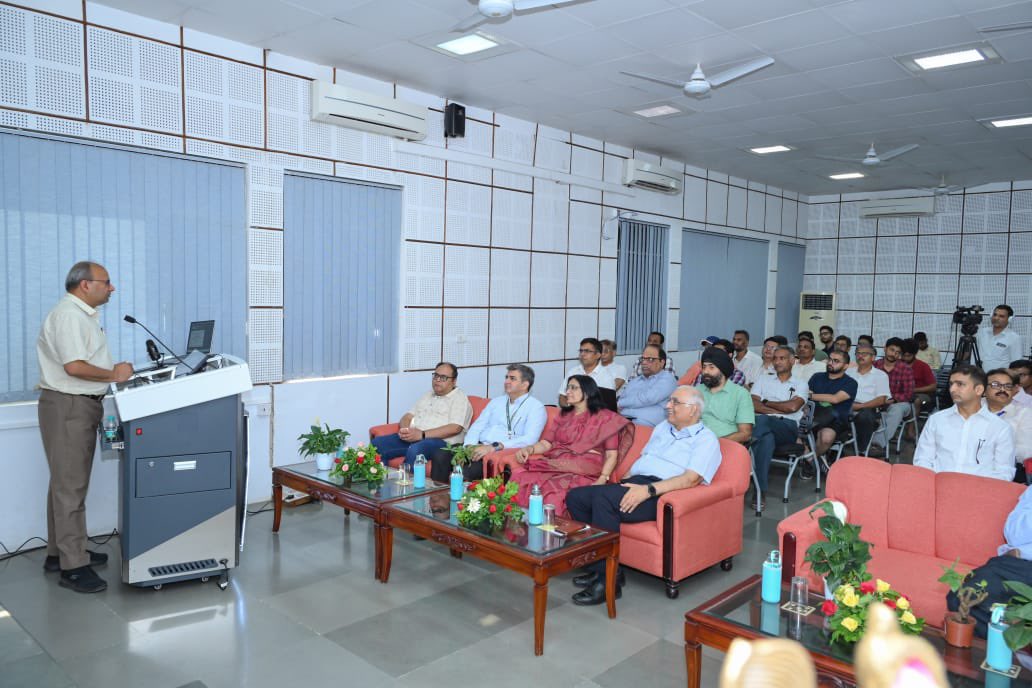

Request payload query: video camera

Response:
[952,305,984,336]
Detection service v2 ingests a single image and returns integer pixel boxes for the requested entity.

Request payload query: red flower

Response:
[489,504,497,513]
[487,491,496,500]
[374,456,381,463]
[357,457,364,464]
[469,482,479,490]
[510,494,518,503]
[505,505,512,512]
[821,600,838,616]
[884,599,896,609]
[860,580,876,595]
[335,458,341,464]
[457,502,465,510]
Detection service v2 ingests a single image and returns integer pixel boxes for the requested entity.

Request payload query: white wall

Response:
[0,0,804,548]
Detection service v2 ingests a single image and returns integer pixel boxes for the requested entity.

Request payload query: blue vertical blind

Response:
[775,242,806,338]
[0,130,247,403]
[282,173,400,378]
[615,220,669,354]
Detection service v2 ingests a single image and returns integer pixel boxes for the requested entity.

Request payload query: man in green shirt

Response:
[697,347,754,444]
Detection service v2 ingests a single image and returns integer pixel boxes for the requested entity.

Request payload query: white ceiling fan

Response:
[816,143,919,166]
[620,57,775,99]
[921,175,963,196]
[451,0,588,32]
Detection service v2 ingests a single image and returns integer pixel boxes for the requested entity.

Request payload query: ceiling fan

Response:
[620,57,775,99]
[978,21,1032,33]
[921,175,963,196]
[451,0,587,32]
[816,143,919,166]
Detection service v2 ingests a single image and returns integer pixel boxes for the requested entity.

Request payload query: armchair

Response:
[368,395,489,468]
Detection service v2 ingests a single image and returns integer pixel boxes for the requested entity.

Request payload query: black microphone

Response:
[124,315,188,366]
[145,339,161,363]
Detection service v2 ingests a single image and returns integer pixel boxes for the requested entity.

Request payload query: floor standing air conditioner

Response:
[799,292,836,332]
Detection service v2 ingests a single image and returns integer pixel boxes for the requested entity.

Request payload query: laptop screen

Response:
[186,320,215,354]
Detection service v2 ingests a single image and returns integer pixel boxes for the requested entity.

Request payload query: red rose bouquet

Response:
[456,476,523,530]
[330,441,386,487]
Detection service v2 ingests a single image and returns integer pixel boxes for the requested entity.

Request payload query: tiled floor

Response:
[0,446,916,688]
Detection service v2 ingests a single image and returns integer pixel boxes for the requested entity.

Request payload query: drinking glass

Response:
[790,576,809,607]
[543,503,556,530]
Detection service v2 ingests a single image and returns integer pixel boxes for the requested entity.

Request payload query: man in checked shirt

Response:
[875,337,915,450]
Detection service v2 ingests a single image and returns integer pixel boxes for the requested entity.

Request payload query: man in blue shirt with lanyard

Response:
[565,385,723,606]
[429,364,547,483]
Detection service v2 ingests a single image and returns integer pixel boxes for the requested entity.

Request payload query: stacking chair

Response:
[892,401,919,456]
[762,401,822,504]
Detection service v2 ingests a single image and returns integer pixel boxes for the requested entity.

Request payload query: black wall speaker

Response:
[444,102,466,138]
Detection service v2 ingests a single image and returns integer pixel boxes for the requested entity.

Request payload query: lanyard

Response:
[505,397,527,435]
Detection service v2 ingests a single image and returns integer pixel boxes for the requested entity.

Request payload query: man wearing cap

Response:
[618,345,677,427]
[697,347,754,445]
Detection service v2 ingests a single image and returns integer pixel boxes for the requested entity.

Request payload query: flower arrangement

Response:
[297,420,349,457]
[444,444,478,467]
[803,500,872,591]
[329,441,386,486]
[822,579,925,644]
[456,476,523,531]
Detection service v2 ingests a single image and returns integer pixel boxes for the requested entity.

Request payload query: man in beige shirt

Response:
[37,261,133,594]
[371,362,472,467]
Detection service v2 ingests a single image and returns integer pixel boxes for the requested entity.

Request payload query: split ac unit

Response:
[311,81,427,141]
[799,292,836,333]
[858,197,935,218]
[621,159,682,194]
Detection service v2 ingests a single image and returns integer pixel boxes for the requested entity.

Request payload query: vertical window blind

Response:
[615,220,669,354]
[775,242,805,338]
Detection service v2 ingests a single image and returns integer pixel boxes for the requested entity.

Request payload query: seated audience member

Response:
[732,329,763,387]
[799,331,827,361]
[808,350,858,460]
[914,364,1014,481]
[818,325,835,357]
[1001,484,1032,558]
[977,305,1024,373]
[847,344,891,455]
[914,331,942,370]
[631,331,677,378]
[751,346,809,509]
[559,338,614,407]
[874,337,915,446]
[712,339,748,385]
[429,364,546,484]
[513,375,633,516]
[792,337,824,383]
[857,334,874,348]
[600,339,627,392]
[758,336,787,378]
[833,335,852,355]
[565,386,722,605]
[372,362,472,467]
[618,345,677,427]
[901,338,937,430]
[697,347,754,444]
[985,368,1032,470]
[1012,360,1032,409]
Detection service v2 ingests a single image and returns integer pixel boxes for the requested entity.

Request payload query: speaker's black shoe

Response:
[572,568,626,589]
[44,550,108,573]
[571,580,621,606]
[58,566,107,593]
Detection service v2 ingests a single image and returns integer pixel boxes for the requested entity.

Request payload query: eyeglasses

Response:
[667,397,693,407]
[85,279,112,286]
[639,356,660,363]
[988,382,1015,390]
[578,348,600,355]
[565,385,581,392]
[431,373,454,382]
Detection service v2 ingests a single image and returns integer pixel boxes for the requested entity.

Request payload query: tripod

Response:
[952,333,981,370]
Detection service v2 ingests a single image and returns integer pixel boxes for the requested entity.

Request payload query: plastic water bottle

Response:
[987,604,1013,672]
[103,415,118,442]
[528,484,543,525]
[449,465,464,501]
[761,550,782,604]
[413,454,426,488]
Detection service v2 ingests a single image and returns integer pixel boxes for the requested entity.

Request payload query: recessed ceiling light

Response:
[633,104,681,118]
[913,48,985,70]
[436,34,499,56]
[830,172,865,180]
[897,43,1001,74]
[749,145,792,155]
[989,115,1032,128]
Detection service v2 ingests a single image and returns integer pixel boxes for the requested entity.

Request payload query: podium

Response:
[108,354,252,589]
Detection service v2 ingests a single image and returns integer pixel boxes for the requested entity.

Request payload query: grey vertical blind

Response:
[282,173,400,378]
[679,229,768,348]
[0,130,247,403]
[615,220,669,354]
[775,242,806,338]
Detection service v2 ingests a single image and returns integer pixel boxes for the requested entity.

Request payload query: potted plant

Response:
[297,420,349,471]
[444,444,478,468]
[938,558,988,648]
[803,500,873,597]
[1003,580,1032,651]
[330,442,385,487]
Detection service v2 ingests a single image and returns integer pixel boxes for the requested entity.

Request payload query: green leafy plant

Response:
[938,558,988,623]
[330,442,386,486]
[803,501,873,588]
[456,476,523,531]
[822,579,925,645]
[297,421,349,457]
[444,444,478,467]
[1003,580,1032,651]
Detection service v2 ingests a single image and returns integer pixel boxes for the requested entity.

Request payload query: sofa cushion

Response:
[885,464,937,557]
[827,457,892,547]
[934,471,1024,567]
[867,548,954,627]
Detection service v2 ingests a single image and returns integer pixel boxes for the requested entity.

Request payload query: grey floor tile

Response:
[593,638,707,688]
[0,610,45,665]
[1,651,76,688]
[58,638,196,688]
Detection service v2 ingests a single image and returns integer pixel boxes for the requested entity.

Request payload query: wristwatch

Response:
[491,441,502,450]
[647,483,658,498]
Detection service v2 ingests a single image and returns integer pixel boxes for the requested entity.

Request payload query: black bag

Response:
[946,555,1032,638]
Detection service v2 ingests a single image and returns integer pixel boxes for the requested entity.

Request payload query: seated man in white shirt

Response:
[600,339,627,392]
[914,364,1014,482]
[984,368,1032,476]
[617,345,678,427]
[792,337,824,383]
[846,344,891,455]
[1012,359,1032,409]
[429,364,547,484]
[1000,484,1032,559]
[750,345,809,509]
[559,338,615,407]
[731,329,763,387]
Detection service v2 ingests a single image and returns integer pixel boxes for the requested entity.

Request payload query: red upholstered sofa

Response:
[778,457,1025,626]
[368,395,489,468]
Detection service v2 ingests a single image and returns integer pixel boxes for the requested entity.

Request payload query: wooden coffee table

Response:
[383,492,621,656]
[684,575,1030,687]
[271,462,447,580]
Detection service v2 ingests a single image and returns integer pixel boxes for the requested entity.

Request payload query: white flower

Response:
[341,464,349,472]
[357,452,365,458]
[314,416,321,426]
[468,498,483,513]
[370,466,377,474]
[829,500,848,524]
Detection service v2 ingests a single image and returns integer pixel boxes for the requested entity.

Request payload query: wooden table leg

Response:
[379,524,394,583]
[684,617,702,688]
[272,480,283,533]
[533,569,548,656]
[605,549,618,619]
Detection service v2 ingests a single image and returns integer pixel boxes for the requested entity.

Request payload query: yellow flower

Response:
[841,617,860,632]
[876,579,890,593]
[842,592,860,608]
[901,610,916,625]
[836,584,854,601]
[896,597,910,610]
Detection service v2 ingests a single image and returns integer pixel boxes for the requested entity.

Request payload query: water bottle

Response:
[103,415,118,442]
[528,484,544,525]
[987,604,1013,672]
[449,465,464,501]
[413,454,426,488]
[761,550,782,604]
[760,601,780,636]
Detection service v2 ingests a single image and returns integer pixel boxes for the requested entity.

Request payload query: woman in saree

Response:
[512,375,634,516]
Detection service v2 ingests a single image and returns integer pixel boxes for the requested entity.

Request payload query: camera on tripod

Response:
[952,305,984,336]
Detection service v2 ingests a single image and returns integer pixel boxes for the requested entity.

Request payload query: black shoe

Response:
[573,568,626,589]
[44,549,108,573]
[58,566,107,593]
[572,580,621,606]
[798,461,816,481]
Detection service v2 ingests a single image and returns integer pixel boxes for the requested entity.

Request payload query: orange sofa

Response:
[368,395,489,468]
[778,457,1026,626]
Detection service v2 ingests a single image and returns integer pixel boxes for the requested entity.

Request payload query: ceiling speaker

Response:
[445,102,465,138]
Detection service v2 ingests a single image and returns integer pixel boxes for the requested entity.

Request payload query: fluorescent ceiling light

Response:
[749,145,792,154]
[436,34,499,56]
[989,115,1032,128]
[913,48,985,70]
[830,172,864,180]
[897,43,1000,74]
[634,104,681,118]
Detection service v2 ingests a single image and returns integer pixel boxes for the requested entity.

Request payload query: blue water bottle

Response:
[528,484,543,525]
[987,604,1013,672]
[413,454,426,488]
[449,465,464,500]
[761,550,782,604]
[760,601,780,636]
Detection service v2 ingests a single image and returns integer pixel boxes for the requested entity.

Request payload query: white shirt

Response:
[914,404,1015,482]
[751,373,809,422]
[734,350,763,387]
[1013,388,1032,409]
[603,362,627,384]
[558,363,615,396]
[977,326,1024,373]
[792,359,825,383]
[37,293,113,396]
[847,367,891,404]
[994,403,1032,462]
[464,393,547,449]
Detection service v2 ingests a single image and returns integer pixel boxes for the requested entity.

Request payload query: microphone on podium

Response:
[124,315,188,366]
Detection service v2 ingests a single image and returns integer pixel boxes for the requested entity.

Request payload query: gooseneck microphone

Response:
[124,315,188,366]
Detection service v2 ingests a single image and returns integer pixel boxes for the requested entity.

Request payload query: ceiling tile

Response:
[861,16,981,54]
[685,0,816,30]
[600,8,725,51]
[535,30,640,67]
[556,0,677,28]
[776,35,886,72]
[650,31,775,71]
[735,9,854,53]
[823,0,963,34]
[989,31,1032,63]
[806,57,912,89]
[838,78,935,103]
[484,7,594,47]
[338,0,455,35]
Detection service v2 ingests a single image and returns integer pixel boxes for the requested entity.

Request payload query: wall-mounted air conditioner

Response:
[858,197,935,218]
[311,81,427,141]
[621,159,682,194]
[799,292,836,332]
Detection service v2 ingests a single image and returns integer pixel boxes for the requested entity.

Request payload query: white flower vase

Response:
[314,452,334,471]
